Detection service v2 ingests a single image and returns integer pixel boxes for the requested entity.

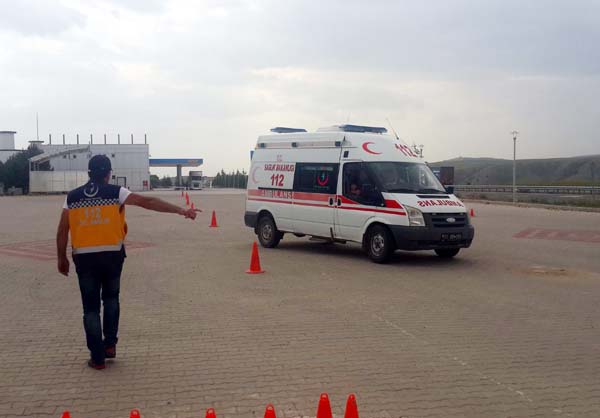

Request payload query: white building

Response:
[0,131,20,163]
[29,142,150,193]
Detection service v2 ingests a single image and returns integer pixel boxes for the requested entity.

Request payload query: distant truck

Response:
[431,166,455,191]
[189,170,203,190]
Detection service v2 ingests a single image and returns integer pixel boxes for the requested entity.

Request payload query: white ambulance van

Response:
[244,125,474,263]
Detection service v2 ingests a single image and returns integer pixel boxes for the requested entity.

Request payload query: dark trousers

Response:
[74,249,125,364]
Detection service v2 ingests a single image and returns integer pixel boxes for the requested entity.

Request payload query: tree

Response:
[160,176,172,187]
[0,160,5,190]
[211,169,248,188]
[2,145,43,193]
[150,174,160,189]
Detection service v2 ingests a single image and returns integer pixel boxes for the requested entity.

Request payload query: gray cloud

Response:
[0,0,598,174]
[103,0,166,13]
[0,0,85,36]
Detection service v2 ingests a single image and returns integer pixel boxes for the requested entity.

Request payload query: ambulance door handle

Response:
[329,197,334,206]
[337,198,342,207]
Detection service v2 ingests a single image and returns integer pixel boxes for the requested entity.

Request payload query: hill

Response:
[429,155,600,185]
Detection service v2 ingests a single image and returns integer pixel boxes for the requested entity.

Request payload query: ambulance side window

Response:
[343,162,384,206]
[293,163,339,194]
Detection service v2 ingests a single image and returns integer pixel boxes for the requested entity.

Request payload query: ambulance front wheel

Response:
[435,248,460,258]
[365,224,394,263]
[257,215,282,248]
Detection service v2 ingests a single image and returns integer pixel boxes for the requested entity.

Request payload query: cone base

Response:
[246,269,265,274]
[209,225,219,228]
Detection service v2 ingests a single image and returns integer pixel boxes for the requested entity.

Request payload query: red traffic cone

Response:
[191,202,195,210]
[246,241,265,274]
[130,409,141,418]
[344,394,359,418]
[60,412,71,418]
[470,208,475,217]
[316,393,333,418]
[209,210,218,228]
[181,190,184,197]
[205,408,217,418]
[264,404,276,418]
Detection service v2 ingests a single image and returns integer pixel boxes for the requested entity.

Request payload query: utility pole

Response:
[511,131,519,204]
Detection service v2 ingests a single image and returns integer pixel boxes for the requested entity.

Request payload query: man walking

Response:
[56,155,199,369]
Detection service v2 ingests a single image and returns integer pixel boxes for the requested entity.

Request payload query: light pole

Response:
[510,131,519,203]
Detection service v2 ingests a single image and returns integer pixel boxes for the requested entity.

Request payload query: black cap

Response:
[88,154,112,177]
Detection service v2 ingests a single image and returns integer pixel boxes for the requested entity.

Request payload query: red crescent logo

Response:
[317,172,329,186]
[362,142,381,155]
[251,167,260,184]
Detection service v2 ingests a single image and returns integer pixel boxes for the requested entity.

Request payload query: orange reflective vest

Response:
[66,182,127,254]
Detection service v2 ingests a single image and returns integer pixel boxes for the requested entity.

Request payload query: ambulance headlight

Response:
[405,205,426,227]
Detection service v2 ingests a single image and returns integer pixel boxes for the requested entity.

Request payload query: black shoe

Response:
[88,359,106,370]
[105,345,116,359]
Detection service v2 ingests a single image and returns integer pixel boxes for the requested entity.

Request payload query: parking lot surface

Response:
[1,190,599,418]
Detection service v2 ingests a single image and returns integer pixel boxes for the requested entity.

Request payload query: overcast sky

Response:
[1,0,599,176]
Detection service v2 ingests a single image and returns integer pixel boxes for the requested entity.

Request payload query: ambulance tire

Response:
[435,248,460,258]
[257,214,282,248]
[365,224,394,264]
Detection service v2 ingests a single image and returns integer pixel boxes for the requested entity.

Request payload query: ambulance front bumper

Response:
[389,224,474,251]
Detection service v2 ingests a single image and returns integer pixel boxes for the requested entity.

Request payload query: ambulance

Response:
[244,125,474,263]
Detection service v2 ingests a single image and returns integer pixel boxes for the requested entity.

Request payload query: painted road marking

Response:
[0,239,155,261]
[514,228,600,243]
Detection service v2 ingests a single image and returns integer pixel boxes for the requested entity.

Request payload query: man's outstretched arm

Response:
[124,193,201,219]
[56,209,70,276]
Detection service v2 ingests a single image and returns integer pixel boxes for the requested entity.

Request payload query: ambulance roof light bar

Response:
[338,124,387,134]
[270,127,307,133]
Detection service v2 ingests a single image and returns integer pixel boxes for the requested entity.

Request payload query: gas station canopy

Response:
[149,158,203,167]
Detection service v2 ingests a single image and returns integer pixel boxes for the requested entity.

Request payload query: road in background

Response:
[1,191,599,418]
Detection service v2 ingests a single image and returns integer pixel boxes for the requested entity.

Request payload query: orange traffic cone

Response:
[470,208,475,217]
[130,409,141,418]
[60,412,71,418]
[264,404,276,418]
[209,210,218,228]
[205,408,217,418]
[316,393,333,418]
[246,242,265,274]
[344,394,359,418]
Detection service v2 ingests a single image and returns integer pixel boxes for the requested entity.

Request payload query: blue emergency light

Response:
[338,124,387,134]
[270,127,307,133]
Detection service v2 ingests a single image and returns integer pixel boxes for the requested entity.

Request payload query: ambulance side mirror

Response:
[445,186,454,194]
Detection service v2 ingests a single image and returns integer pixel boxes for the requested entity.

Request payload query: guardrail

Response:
[453,185,600,195]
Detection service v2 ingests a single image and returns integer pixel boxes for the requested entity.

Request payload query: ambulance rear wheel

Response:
[435,248,460,258]
[365,225,394,263]
[257,215,282,248]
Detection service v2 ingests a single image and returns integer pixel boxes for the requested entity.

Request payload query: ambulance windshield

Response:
[367,162,447,194]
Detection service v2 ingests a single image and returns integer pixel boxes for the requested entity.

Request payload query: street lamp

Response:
[510,131,519,203]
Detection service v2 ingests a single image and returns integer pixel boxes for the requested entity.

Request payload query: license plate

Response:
[441,233,462,241]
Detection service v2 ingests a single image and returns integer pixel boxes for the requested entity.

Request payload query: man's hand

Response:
[58,256,70,276]
[180,207,202,220]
